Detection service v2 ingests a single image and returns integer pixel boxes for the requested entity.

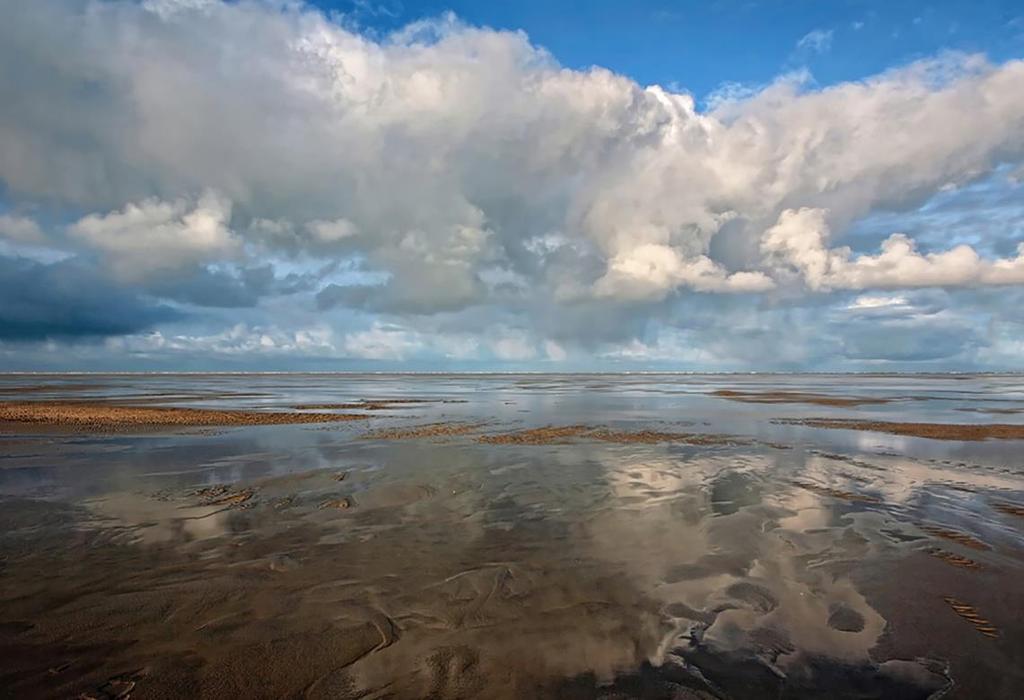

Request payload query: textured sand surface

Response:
[712,389,891,407]
[781,418,1024,440]
[0,401,368,430]
[477,425,739,445]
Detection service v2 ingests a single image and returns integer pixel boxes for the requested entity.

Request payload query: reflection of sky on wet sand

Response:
[2,374,1024,697]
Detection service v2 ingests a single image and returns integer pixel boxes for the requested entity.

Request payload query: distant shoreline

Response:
[2,371,1023,377]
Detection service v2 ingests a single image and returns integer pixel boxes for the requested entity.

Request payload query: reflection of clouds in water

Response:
[18,429,1016,697]
[709,469,764,516]
[86,492,236,543]
[736,523,887,663]
[7,374,1024,697]
[776,486,836,531]
[795,448,1023,508]
[577,447,892,670]
[74,435,995,688]
[795,450,1024,551]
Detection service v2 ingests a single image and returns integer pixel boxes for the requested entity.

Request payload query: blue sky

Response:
[323,0,1024,95]
[1,0,1024,371]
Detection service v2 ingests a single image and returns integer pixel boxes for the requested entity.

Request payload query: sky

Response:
[1,0,1024,371]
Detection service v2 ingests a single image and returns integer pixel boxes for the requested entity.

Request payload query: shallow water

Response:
[2,374,1024,698]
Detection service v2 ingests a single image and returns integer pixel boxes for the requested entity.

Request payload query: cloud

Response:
[762,207,1024,290]
[110,323,337,356]
[2,1,1022,312]
[838,309,979,362]
[544,340,567,361]
[594,245,775,300]
[342,322,423,360]
[0,213,44,243]
[845,294,910,311]
[796,29,834,53]
[491,331,536,361]
[1,1,1024,367]
[0,255,179,341]
[307,218,359,242]
[141,0,216,20]
[143,263,321,308]
[601,330,720,365]
[68,191,238,279]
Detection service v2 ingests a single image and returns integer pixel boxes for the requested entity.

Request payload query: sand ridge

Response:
[476,425,740,445]
[361,422,486,440]
[777,418,1024,440]
[0,400,369,430]
[293,398,467,411]
[711,389,892,407]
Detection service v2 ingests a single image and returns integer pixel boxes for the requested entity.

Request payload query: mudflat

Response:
[2,373,1024,699]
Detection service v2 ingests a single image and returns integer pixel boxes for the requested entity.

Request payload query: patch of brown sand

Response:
[361,422,483,440]
[943,597,999,638]
[955,407,1024,415]
[294,399,468,410]
[586,428,738,445]
[920,524,991,551]
[319,497,353,510]
[193,485,256,509]
[712,389,891,407]
[993,502,1024,518]
[477,425,591,444]
[777,418,1024,441]
[477,425,738,446]
[0,401,368,431]
[926,548,983,571]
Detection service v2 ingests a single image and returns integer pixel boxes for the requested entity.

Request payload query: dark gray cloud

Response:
[0,255,179,341]
[146,264,321,308]
[839,323,979,362]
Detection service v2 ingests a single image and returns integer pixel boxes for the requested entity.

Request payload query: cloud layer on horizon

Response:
[1,0,1024,369]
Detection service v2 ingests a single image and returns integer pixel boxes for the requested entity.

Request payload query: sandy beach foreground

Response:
[2,373,1024,699]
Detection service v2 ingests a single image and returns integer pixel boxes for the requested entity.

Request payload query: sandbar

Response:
[477,425,738,445]
[779,418,1024,440]
[712,389,891,407]
[0,400,369,431]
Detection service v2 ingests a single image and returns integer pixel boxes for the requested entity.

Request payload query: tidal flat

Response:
[2,373,1024,699]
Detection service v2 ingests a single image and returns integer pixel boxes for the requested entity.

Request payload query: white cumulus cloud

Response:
[762,207,1024,290]
[68,191,238,279]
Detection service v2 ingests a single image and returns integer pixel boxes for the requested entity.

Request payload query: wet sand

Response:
[780,418,1024,440]
[361,422,486,440]
[2,373,1024,699]
[293,398,466,411]
[360,423,745,446]
[711,389,892,407]
[0,400,368,430]
[477,425,739,446]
